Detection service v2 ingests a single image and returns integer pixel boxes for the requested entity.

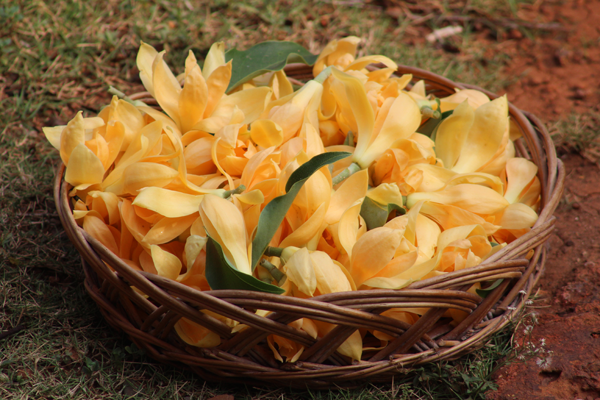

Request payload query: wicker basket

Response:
[54,64,564,389]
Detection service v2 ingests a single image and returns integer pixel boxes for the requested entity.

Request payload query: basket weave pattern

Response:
[54,65,564,389]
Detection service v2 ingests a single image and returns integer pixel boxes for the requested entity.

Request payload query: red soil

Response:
[487,1,600,398]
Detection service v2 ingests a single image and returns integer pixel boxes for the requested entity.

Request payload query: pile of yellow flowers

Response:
[45,37,541,362]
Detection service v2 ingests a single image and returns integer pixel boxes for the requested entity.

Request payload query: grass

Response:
[0,0,559,398]
[550,108,600,161]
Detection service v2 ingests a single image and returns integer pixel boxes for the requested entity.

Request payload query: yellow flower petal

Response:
[310,251,353,294]
[137,41,159,96]
[120,162,179,195]
[331,68,374,164]
[495,203,538,229]
[250,119,283,148]
[419,202,500,236]
[179,51,208,133]
[153,51,182,127]
[452,96,508,173]
[60,111,85,165]
[174,318,221,348]
[83,215,119,255]
[279,203,327,248]
[204,61,232,118]
[150,244,182,280]
[440,89,490,112]
[407,184,509,215]
[143,213,198,245]
[350,227,402,287]
[202,42,226,80]
[182,234,208,272]
[200,194,251,274]
[133,187,204,218]
[108,97,145,149]
[326,168,369,224]
[362,251,418,289]
[504,158,538,203]
[345,55,397,72]
[283,247,317,296]
[87,191,120,226]
[337,199,364,257]
[435,100,474,169]
[359,93,421,167]
[64,143,105,188]
[416,213,441,260]
[313,36,361,76]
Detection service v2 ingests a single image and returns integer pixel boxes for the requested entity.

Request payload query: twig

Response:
[0,324,27,341]
[438,15,566,31]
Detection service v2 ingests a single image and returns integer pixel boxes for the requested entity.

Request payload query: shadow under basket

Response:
[54,64,564,389]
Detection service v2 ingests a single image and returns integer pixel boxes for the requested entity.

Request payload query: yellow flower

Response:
[330,68,422,169]
[435,96,510,174]
[136,42,271,135]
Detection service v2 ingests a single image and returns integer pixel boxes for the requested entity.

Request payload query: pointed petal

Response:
[345,55,397,72]
[420,202,500,236]
[202,42,226,80]
[120,162,179,195]
[360,93,421,167]
[350,227,402,287]
[416,213,441,260]
[331,68,374,164]
[60,111,85,165]
[109,97,145,149]
[153,51,182,127]
[326,168,369,224]
[133,187,204,217]
[440,89,490,111]
[435,100,474,169]
[496,203,538,229]
[83,215,119,255]
[64,143,105,187]
[279,204,327,248]
[150,245,182,280]
[311,251,353,294]
[452,96,508,173]
[200,194,250,274]
[204,61,232,118]
[179,51,208,133]
[407,184,509,215]
[504,158,538,203]
[143,213,198,245]
[137,41,159,96]
[337,199,364,257]
[250,119,283,148]
[283,247,317,297]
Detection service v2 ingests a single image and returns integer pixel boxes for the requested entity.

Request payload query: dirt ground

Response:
[485,1,600,399]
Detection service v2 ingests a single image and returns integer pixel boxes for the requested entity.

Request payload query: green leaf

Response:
[359,196,406,230]
[225,41,319,92]
[475,278,504,298]
[205,235,285,294]
[251,151,352,270]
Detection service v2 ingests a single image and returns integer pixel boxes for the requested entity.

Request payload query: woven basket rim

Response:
[53,62,565,389]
